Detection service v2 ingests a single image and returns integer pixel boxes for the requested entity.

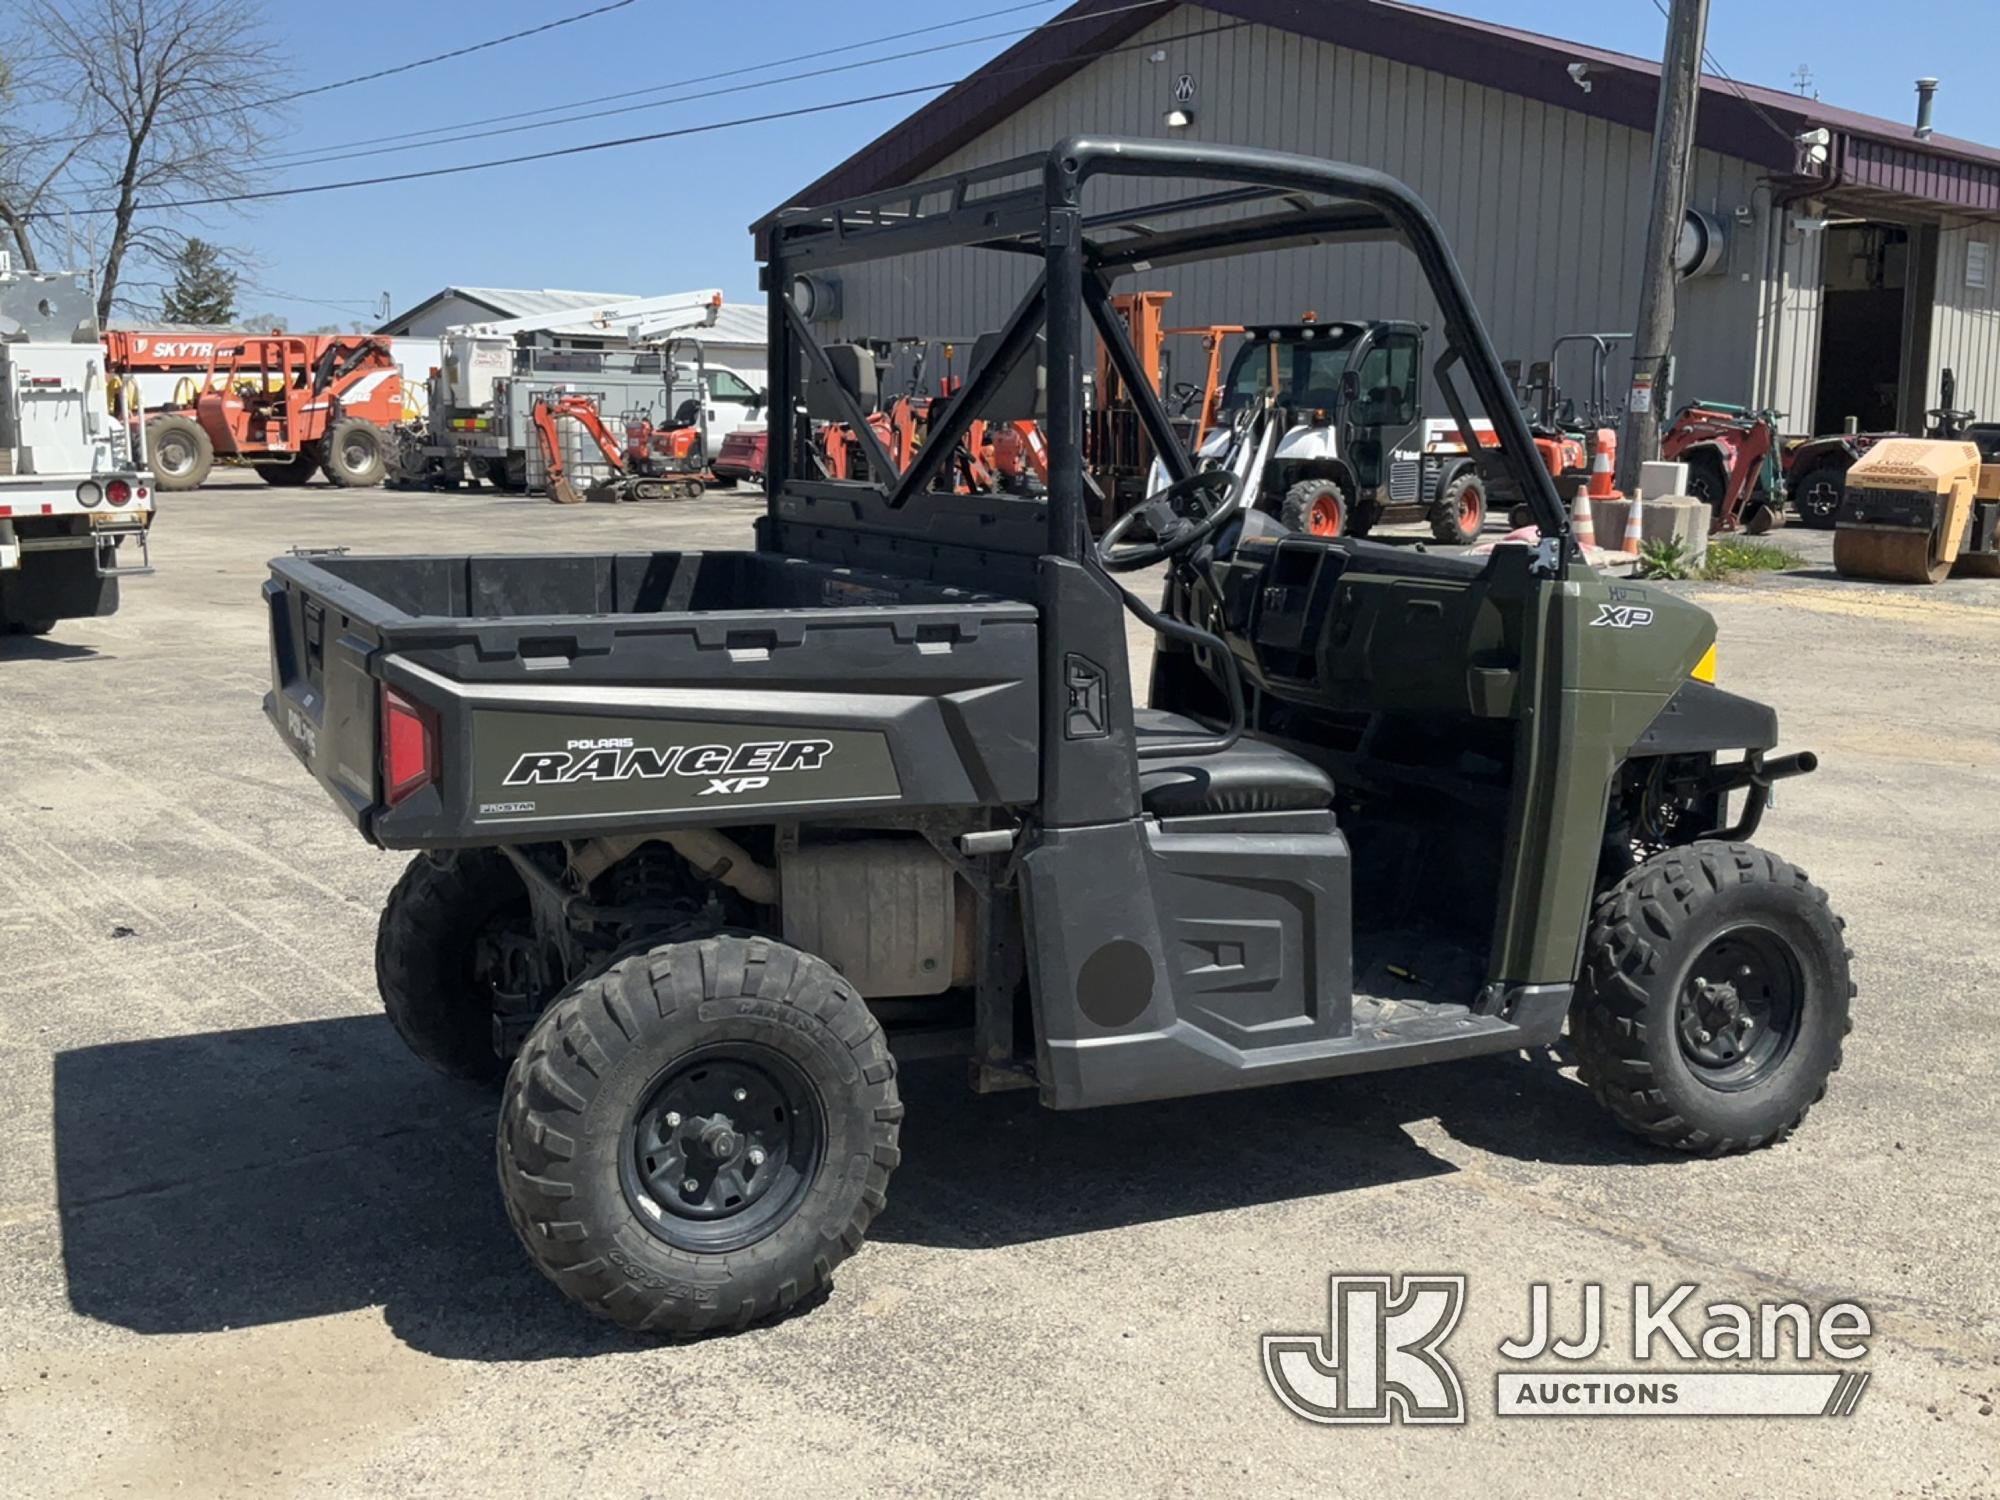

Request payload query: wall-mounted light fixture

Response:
[1567,61,1593,94]
[1163,107,1195,129]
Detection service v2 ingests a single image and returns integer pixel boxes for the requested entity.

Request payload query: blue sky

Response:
[153,0,1994,330]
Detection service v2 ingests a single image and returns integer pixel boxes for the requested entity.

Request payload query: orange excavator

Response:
[817,394,1048,496]
[530,395,707,505]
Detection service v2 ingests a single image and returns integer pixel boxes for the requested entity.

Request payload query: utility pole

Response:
[1618,0,1711,492]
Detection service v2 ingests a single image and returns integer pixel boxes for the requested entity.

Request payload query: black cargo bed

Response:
[264,548,1041,848]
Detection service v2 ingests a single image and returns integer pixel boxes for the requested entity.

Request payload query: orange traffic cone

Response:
[1621,489,1645,554]
[1587,441,1621,500]
[1570,486,1597,551]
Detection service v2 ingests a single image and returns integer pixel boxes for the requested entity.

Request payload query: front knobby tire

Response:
[498,934,902,1336]
[1573,841,1852,1155]
[375,850,529,1082]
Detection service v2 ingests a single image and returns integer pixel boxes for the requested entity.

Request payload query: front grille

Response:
[1839,485,1941,528]
[1389,458,1420,502]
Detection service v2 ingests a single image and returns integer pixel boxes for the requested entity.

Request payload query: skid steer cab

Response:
[261,138,1851,1339]
[1181,319,1495,545]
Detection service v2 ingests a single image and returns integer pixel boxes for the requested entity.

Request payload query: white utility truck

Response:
[0,261,153,636]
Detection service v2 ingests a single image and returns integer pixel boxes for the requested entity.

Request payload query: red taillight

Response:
[106,479,132,506]
[381,686,436,806]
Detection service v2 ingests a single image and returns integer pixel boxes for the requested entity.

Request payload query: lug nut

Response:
[664,1111,681,1128]
[747,1147,766,1167]
[1697,1029,1712,1044]
[682,1178,700,1194]
[732,1088,748,1103]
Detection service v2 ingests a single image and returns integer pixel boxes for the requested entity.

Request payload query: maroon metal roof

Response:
[767,0,2000,222]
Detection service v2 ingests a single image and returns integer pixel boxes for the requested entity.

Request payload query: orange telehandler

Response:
[112,333,403,492]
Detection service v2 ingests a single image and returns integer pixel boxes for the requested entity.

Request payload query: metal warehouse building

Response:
[772,0,2000,435]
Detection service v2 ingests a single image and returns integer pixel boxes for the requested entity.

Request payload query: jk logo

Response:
[1263,1274,1467,1425]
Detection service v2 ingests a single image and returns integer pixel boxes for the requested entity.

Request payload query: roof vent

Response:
[1915,77,1938,140]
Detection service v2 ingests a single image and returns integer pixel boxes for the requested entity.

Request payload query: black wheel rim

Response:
[621,1043,824,1252]
[1674,925,1804,1089]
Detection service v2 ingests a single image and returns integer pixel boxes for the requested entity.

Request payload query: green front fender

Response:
[1490,571,1718,985]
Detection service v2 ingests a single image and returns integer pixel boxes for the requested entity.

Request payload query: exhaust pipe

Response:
[1915,77,1938,140]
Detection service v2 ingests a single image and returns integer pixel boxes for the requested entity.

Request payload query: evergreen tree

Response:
[159,238,237,324]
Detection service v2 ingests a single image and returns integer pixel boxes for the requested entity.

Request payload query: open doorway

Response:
[1813,222,1906,432]
[1811,219,1934,434]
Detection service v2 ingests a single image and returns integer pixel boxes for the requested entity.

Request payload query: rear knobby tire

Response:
[1684,451,1728,528]
[1279,476,1350,537]
[321,417,387,487]
[498,934,902,1336]
[1573,840,1852,1154]
[1429,471,1487,545]
[1789,461,1846,530]
[145,413,214,492]
[375,850,529,1082]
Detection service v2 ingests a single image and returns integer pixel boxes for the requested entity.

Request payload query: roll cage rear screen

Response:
[761,136,1572,561]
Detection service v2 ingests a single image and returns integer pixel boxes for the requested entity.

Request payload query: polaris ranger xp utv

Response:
[264,140,1850,1336]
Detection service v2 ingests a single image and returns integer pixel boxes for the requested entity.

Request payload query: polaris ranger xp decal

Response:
[470,712,900,823]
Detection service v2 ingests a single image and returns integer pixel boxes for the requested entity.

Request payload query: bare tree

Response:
[9,0,284,320]
[0,50,96,270]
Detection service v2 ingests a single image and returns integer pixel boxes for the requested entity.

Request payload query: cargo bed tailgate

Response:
[264,553,393,830]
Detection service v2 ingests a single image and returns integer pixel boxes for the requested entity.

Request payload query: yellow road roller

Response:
[1833,437,2000,583]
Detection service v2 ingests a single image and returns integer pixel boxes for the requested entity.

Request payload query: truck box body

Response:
[263,548,1040,847]
[1,271,153,627]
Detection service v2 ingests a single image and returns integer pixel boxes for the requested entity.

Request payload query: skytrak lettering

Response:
[502,738,834,787]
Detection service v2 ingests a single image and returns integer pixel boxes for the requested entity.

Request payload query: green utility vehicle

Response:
[264,139,1850,1336]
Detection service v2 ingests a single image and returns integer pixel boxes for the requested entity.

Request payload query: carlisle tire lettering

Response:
[502,737,835,787]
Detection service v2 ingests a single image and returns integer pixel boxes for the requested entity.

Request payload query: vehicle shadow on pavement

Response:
[51,1015,633,1363]
[51,1020,1663,1359]
[0,635,99,662]
[871,1043,1668,1251]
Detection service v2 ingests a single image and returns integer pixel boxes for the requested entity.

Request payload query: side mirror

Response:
[756,388,768,408]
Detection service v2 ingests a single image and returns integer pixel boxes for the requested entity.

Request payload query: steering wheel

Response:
[1095,467,1243,572]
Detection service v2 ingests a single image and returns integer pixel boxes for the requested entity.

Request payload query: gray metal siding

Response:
[1928,219,2000,418]
[813,4,1780,411]
[1750,206,1826,424]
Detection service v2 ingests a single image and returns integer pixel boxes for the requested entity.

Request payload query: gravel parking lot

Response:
[2,477,1995,1498]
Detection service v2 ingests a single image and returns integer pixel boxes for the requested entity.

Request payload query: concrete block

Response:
[1588,496,1708,564]
[1640,460,1688,501]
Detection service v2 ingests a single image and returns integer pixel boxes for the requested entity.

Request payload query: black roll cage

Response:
[762,136,1572,563]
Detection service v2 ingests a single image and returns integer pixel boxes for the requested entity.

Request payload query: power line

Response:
[261,0,1070,169]
[37,0,643,148]
[266,8,1125,175]
[1642,0,1800,151]
[30,16,1223,222]
[239,279,380,316]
